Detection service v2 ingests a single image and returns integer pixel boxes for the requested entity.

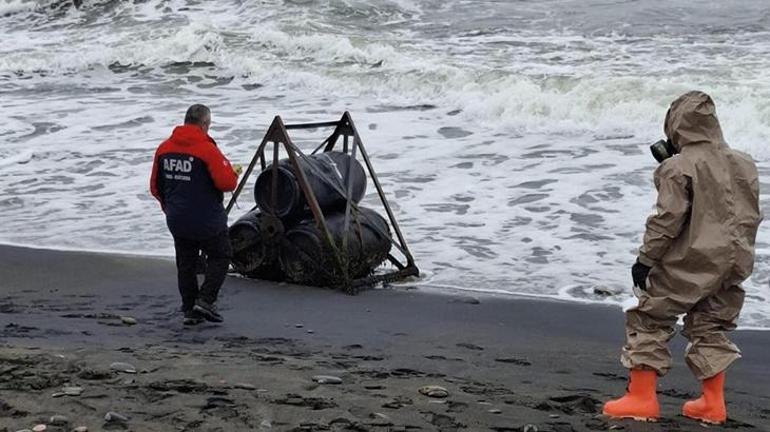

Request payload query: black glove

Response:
[632,260,652,291]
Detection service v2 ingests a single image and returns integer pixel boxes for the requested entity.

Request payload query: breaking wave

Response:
[2,0,770,150]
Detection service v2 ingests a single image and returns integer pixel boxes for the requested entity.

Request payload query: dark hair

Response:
[184,104,211,126]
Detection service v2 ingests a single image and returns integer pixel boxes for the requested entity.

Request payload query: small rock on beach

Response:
[104,411,129,423]
[63,386,84,396]
[418,385,449,398]
[49,415,69,425]
[312,375,342,384]
[109,362,137,374]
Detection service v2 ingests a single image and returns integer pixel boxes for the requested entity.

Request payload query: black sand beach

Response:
[1,245,768,431]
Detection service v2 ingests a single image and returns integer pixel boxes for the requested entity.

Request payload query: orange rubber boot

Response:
[682,372,727,424]
[602,369,660,422]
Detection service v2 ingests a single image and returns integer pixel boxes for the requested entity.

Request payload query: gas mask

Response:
[650,138,678,163]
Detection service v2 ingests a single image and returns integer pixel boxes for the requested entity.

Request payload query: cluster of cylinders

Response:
[228,151,392,286]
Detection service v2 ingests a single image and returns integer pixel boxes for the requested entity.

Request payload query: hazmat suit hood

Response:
[663,91,725,151]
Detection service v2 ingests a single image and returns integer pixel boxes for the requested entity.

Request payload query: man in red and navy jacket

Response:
[150,104,240,325]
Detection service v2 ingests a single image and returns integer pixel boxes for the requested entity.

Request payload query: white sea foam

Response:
[0,0,35,16]
[1,0,770,328]
[3,14,768,152]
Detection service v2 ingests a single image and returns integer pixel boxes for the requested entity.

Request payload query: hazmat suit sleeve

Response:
[638,161,691,267]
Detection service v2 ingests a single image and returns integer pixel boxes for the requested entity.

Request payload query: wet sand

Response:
[0,245,768,431]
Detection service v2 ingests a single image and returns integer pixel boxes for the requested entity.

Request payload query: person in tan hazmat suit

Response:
[602,91,762,424]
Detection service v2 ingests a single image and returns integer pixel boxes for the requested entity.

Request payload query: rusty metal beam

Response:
[342,112,417,268]
[271,140,280,215]
[279,120,349,288]
[226,116,281,215]
[350,266,420,289]
[285,120,340,130]
[312,135,333,155]
[340,133,359,282]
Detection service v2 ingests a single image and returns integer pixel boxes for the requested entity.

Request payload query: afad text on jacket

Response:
[150,125,238,240]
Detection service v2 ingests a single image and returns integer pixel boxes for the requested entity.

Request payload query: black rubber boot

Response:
[193,300,223,323]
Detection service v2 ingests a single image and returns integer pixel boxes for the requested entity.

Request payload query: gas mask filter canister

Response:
[650,139,678,163]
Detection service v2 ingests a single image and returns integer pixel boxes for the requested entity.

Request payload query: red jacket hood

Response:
[169,124,211,146]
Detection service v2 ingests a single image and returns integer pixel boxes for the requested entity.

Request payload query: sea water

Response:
[1,0,769,328]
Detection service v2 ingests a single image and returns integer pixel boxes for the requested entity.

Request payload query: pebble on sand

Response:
[488,408,502,414]
[49,415,69,425]
[63,386,84,396]
[104,411,129,423]
[234,383,257,390]
[32,426,46,432]
[109,362,137,374]
[371,412,393,426]
[312,375,342,384]
[418,385,449,398]
[120,316,137,326]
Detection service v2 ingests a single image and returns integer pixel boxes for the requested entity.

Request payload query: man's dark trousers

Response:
[173,230,232,312]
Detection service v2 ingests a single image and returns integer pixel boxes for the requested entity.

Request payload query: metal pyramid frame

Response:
[226,112,419,294]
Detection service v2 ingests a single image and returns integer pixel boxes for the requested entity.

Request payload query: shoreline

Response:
[1,244,769,431]
[3,242,769,333]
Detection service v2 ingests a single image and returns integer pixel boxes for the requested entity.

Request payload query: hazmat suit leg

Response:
[621,267,696,375]
[682,284,744,380]
[621,295,679,376]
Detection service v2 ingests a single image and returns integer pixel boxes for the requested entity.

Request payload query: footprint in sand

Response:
[494,357,531,366]
[274,393,337,410]
[456,343,484,351]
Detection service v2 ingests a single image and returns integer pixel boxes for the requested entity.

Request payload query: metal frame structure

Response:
[226,112,419,294]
